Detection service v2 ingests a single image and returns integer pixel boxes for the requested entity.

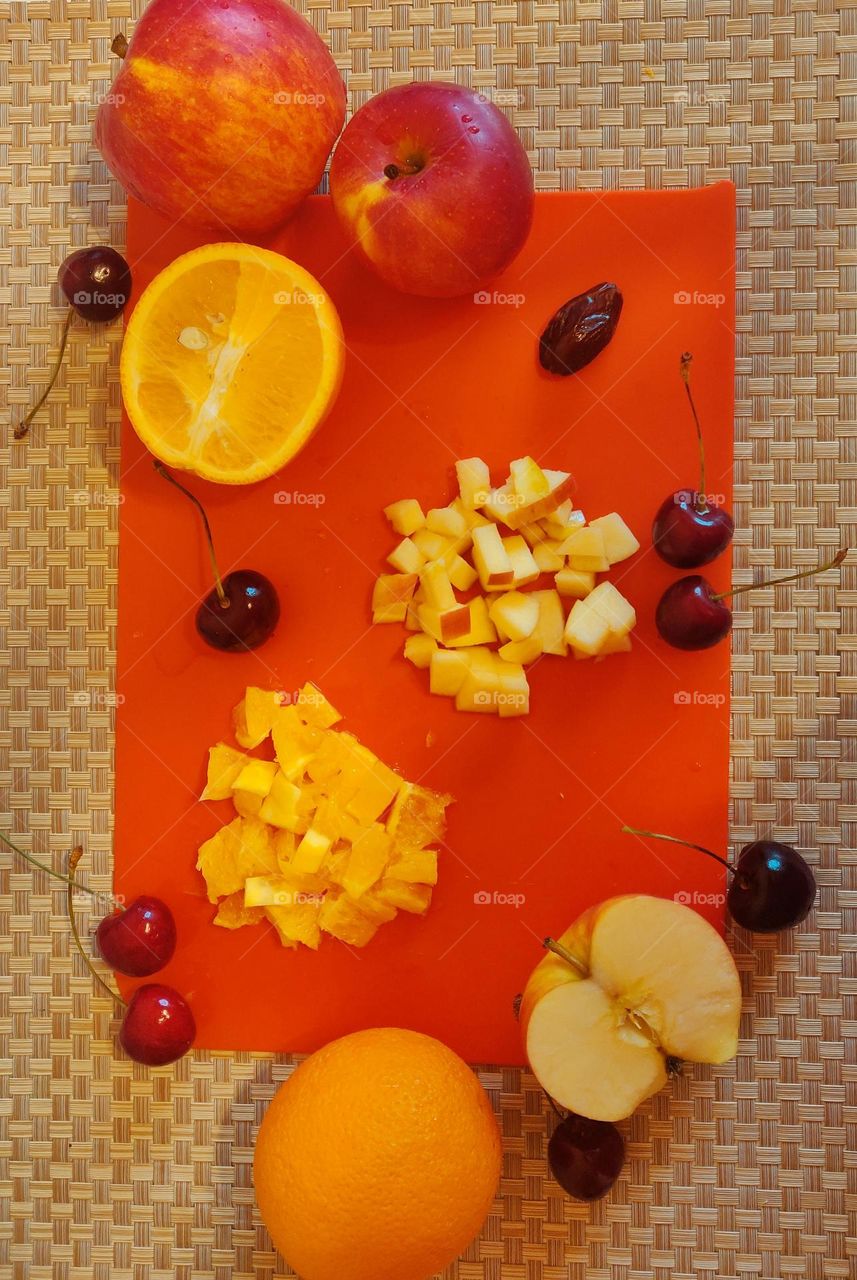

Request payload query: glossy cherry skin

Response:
[728,840,816,933]
[548,1114,625,1201]
[95,895,177,977]
[653,491,734,568]
[655,575,732,650]
[58,246,132,322]
[119,984,196,1066]
[196,570,280,652]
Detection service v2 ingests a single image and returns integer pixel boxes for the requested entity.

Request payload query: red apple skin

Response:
[329,83,534,297]
[95,0,345,236]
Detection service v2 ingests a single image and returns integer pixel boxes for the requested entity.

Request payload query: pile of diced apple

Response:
[196,684,452,950]
[372,456,640,716]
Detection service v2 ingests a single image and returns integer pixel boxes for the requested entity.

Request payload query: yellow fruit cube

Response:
[517,469,575,523]
[272,828,296,870]
[532,539,565,573]
[346,757,404,826]
[498,633,543,665]
[472,523,516,588]
[319,892,381,947]
[502,535,540,587]
[348,892,398,924]
[455,668,501,714]
[232,788,264,818]
[386,848,439,885]
[531,589,568,656]
[480,481,522,529]
[456,457,491,508]
[296,683,341,729]
[510,455,551,503]
[598,632,633,656]
[306,733,345,783]
[388,537,426,575]
[588,512,641,564]
[341,824,392,898]
[372,573,418,624]
[292,826,333,874]
[233,687,282,748]
[495,661,530,717]
[444,596,498,647]
[563,598,612,655]
[488,591,540,642]
[412,528,453,562]
[559,525,610,572]
[555,567,595,599]
[265,902,321,950]
[448,554,478,591]
[584,580,637,637]
[387,782,452,850]
[420,560,457,612]
[197,825,245,901]
[426,506,467,539]
[384,498,425,536]
[244,875,299,907]
[259,772,303,831]
[213,892,265,930]
[201,743,248,801]
[232,759,278,798]
[404,633,438,669]
[371,879,432,915]
[429,649,471,696]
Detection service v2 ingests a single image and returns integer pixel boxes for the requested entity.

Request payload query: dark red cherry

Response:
[96,895,177,976]
[196,569,280,651]
[548,1113,625,1201]
[58,246,132,322]
[652,492,734,568]
[655,575,731,650]
[727,840,816,932]
[119,984,196,1066]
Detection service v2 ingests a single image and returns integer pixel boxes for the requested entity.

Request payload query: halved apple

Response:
[520,895,741,1122]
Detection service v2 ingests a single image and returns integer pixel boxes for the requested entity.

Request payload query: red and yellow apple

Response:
[329,82,534,297]
[95,0,346,236]
[520,895,741,1121]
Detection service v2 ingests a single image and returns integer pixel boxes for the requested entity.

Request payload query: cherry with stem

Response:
[651,353,734,568]
[622,825,817,932]
[154,461,281,652]
[655,547,848,651]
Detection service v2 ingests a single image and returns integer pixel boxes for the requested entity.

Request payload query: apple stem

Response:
[0,829,105,895]
[679,352,708,515]
[153,461,230,609]
[67,847,126,1009]
[711,548,848,602]
[383,159,423,180]
[14,309,74,439]
[543,936,587,976]
[621,825,735,875]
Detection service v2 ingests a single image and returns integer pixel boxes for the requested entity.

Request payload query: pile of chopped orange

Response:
[197,684,452,950]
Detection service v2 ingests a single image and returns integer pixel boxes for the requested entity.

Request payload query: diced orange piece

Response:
[201,743,248,801]
[319,891,381,947]
[371,879,433,915]
[265,901,321,950]
[386,848,439,885]
[341,824,392,899]
[213,891,265,930]
[387,782,452,851]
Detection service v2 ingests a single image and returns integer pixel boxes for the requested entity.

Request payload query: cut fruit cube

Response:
[388,537,425,575]
[417,603,471,644]
[598,632,633,656]
[233,687,281,748]
[559,525,610,573]
[519,521,549,549]
[420,561,457,612]
[555,567,596,599]
[372,573,418,621]
[232,759,278,798]
[448,554,479,592]
[588,512,641,564]
[214,892,265,930]
[472,523,515,587]
[502,535,540,587]
[444,596,498,647]
[384,498,425,536]
[498,633,543,665]
[480,481,522,529]
[488,591,540,642]
[345,753,404,826]
[259,772,303,831]
[564,598,612,656]
[451,497,492,531]
[455,661,502,714]
[586,581,637,637]
[232,789,264,818]
[272,717,316,781]
[386,847,439,885]
[387,782,452,850]
[404,633,438,669]
[429,649,472,697]
[412,528,453,562]
[371,878,432,915]
[319,891,380,947]
[305,733,344,783]
[531,589,568,656]
[426,506,467,539]
[349,891,398,924]
[265,901,321,950]
[456,457,492,508]
[510,456,551,503]
[517,469,575,522]
[201,743,248,801]
[292,826,332,874]
[532,540,565,573]
[341,824,392,898]
[244,874,302,907]
[539,500,581,539]
[495,661,530,718]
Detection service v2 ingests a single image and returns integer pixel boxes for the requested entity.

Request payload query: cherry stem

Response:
[711,548,848,602]
[0,829,104,894]
[67,847,125,1009]
[621,825,735,875]
[153,461,229,608]
[679,351,708,514]
[543,936,587,976]
[14,309,74,440]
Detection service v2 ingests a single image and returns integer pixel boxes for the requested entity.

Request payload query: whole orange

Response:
[254,1027,502,1280]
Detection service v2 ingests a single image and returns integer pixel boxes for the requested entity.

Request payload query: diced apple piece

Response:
[448,554,478,591]
[531,589,568,656]
[488,591,540,642]
[510,456,551,504]
[559,525,610,572]
[498,633,543,665]
[341,824,392,899]
[232,759,278,798]
[451,497,492,531]
[455,659,502,714]
[386,848,439,885]
[426,506,467,539]
[563,598,611,656]
[495,662,530,718]
[292,826,332,874]
[418,603,471,643]
[384,498,425,536]
[540,500,582,540]
[371,878,432,915]
[420,561,457,612]
[598,632,632,656]
[429,649,471,696]
[588,512,641,565]
[404,633,438,669]
[555,567,596,599]
[259,772,303,831]
[444,596,498,647]
[412,528,453,562]
[319,891,380,947]
[201,743,248,801]
[518,521,548,549]
[586,581,637,637]
[388,537,425,575]
[372,572,418,623]
[456,457,492,508]
[472,523,515,588]
[516,469,575,523]
[532,540,565,573]
[502,535,540,587]
[480,480,522,529]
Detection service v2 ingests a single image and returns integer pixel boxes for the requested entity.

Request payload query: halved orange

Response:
[120,244,344,485]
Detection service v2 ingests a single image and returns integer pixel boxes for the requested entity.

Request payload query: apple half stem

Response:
[14,309,74,440]
[154,460,230,609]
[711,547,848,602]
[67,847,125,1009]
[543,936,587,976]
[679,351,708,515]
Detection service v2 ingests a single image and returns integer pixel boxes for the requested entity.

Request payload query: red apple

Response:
[95,0,345,236]
[329,83,534,297]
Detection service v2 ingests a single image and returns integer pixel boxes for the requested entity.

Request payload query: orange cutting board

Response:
[115,183,735,1064]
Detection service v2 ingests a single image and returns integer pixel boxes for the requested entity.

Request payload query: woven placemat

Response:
[1,1,854,1277]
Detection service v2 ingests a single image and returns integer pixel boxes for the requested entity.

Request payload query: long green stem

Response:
[14,310,74,439]
[712,548,848,602]
[153,460,229,608]
[67,848,125,1009]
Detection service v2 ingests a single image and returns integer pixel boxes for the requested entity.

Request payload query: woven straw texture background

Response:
[1,0,855,1277]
